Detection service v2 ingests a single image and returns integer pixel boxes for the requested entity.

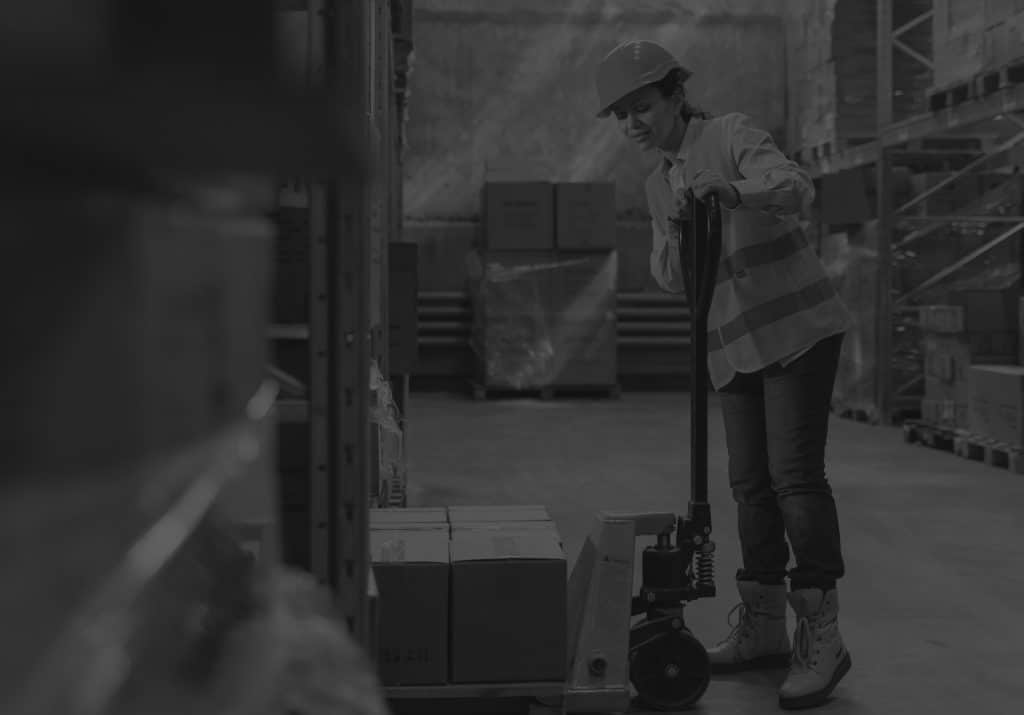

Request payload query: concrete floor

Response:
[404,391,1024,715]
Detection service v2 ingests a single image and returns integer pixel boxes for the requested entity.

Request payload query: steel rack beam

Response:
[806,84,1024,178]
[895,221,1024,306]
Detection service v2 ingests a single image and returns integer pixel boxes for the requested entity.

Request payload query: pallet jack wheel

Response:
[629,626,711,711]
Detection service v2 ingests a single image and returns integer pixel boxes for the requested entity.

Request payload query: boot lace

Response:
[791,615,813,669]
[719,602,754,645]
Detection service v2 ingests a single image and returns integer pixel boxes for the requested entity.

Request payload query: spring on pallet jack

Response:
[695,550,714,589]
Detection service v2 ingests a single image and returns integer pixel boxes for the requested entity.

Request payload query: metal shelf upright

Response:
[800,0,1024,425]
[268,0,411,649]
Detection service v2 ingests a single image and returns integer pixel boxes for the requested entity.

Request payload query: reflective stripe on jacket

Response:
[644,112,852,390]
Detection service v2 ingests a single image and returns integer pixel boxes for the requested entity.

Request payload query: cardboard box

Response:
[388,242,419,375]
[371,507,449,529]
[482,182,555,251]
[371,528,450,685]
[924,334,971,404]
[919,305,966,334]
[920,398,967,429]
[555,182,617,249]
[449,528,567,683]
[447,505,553,524]
[967,365,1024,445]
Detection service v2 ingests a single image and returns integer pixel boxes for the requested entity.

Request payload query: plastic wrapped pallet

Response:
[466,250,618,391]
[369,361,406,508]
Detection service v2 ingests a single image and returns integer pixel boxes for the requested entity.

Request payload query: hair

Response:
[653,68,713,121]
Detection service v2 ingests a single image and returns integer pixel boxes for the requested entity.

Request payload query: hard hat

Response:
[594,40,691,118]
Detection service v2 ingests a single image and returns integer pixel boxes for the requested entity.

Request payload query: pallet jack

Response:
[555,191,723,713]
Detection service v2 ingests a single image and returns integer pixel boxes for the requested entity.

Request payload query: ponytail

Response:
[653,67,713,120]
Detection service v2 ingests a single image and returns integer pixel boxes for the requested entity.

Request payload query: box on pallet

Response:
[555,182,616,250]
[470,249,617,390]
[919,305,965,333]
[449,526,566,683]
[921,398,968,429]
[923,333,971,428]
[967,365,1024,445]
[370,528,450,685]
[482,182,555,251]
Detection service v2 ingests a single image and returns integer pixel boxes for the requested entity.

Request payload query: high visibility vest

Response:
[644,113,852,390]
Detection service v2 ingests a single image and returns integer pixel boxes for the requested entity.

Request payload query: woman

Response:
[595,40,854,710]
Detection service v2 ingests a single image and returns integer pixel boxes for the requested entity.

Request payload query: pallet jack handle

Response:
[680,191,722,508]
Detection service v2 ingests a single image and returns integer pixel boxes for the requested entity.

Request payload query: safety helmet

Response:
[594,40,692,118]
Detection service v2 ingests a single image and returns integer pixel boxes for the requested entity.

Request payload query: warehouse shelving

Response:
[796,0,1024,425]
[266,0,413,651]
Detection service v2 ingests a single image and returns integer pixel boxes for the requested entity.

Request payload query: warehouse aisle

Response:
[404,391,1024,715]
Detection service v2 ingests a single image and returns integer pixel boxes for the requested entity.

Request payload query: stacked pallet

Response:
[785,0,932,158]
[919,299,1018,429]
[932,0,1024,94]
[469,171,619,398]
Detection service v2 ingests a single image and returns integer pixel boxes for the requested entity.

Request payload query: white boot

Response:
[779,588,852,710]
[707,581,791,673]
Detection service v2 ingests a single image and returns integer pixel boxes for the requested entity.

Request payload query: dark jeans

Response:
[717,332,846,592]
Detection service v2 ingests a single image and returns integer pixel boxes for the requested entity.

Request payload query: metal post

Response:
[308,0,332,588]
[875,0,894,425]
[379,0,393,376]
[327,0,372,645]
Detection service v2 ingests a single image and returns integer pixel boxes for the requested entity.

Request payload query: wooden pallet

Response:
[952,431,1024,475]
[929,57,1024,112]
[386,682,564,715]
[834,406,878,425]
[902,419,957,452]
[796,136,874,165]
[974,58,1024,99]
[471,383,622,401]
[927,79,974,112]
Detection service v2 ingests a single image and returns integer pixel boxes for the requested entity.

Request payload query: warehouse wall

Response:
[403,0,788,220]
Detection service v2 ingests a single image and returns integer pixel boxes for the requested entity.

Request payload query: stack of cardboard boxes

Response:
[472,174,619,390]
[920,291,1019,431]
[369,505,567,687]
[784,0,931,155]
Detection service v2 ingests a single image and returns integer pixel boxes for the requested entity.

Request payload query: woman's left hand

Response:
[690,169,741,209]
